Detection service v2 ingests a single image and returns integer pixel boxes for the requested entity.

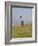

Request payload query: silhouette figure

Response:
[19,16,24,27]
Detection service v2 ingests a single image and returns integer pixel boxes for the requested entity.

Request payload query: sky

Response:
[12,7,32,25]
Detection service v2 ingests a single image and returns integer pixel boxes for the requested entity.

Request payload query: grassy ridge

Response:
[12,24,32,38]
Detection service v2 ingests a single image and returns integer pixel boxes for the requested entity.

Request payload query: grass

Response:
[11,24,32,38]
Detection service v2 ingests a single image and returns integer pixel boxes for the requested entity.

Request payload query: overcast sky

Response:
[12,7,32,25]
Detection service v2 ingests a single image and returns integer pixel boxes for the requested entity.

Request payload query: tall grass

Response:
[12,24,32,38]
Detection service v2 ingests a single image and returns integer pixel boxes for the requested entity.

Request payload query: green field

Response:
[12,24,32,38]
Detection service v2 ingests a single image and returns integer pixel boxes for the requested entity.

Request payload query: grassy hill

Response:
[11,24,32,38]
